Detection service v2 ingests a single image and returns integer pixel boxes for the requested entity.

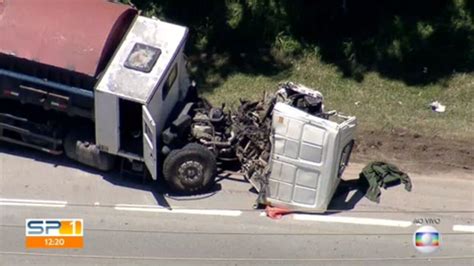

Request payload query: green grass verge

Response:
[200,54,473,141]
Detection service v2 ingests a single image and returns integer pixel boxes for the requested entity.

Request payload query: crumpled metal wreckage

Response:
[189,82,357,212]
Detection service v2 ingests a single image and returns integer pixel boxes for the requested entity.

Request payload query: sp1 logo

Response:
[26,220,61,235]
[25,219,83,248]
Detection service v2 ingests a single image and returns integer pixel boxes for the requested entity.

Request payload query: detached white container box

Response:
[266,102,357,212]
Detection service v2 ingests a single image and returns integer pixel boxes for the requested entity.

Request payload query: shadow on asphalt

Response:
[326,179,367,214]
[0,142,224,209]
[1,142,371,212]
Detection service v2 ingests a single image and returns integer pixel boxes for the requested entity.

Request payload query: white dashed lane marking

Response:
[1,197,471,231]
[114,204,243,217]
[452,225,474,233]
[0,198,67,208]
[293,214,413,227]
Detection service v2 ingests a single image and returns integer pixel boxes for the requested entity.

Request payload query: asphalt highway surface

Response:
[0,144,473,265]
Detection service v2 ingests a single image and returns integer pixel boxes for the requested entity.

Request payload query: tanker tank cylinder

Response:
[0,1,138,81]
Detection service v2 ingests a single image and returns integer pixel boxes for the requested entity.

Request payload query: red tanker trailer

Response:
[0,0,217,193]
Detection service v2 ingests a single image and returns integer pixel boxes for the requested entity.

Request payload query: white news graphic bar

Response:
[114,204,242,217]
[0,198,67,208]
[453,225,474,233]
[293,214,413,227]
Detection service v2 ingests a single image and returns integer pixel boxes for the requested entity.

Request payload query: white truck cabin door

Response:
[142,106,158,179]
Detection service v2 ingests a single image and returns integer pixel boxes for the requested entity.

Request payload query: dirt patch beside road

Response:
[353,128,474,174]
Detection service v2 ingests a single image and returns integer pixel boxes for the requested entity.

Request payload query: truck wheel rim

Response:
[178,161,203,181]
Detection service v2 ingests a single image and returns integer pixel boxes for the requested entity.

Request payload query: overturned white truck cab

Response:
[267,91,357,211]
[235,83,357,212]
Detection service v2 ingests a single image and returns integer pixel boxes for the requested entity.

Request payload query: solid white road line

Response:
[114,204,242,217]
[0,198,67,208]
[293,214,412,227]
[453,225,474,233]
[114,204,169,208]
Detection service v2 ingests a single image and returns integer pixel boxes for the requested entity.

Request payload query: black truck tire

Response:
[163,143,216,194]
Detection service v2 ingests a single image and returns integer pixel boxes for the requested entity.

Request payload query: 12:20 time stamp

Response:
[25,219,84,249]
[26,236,83,249]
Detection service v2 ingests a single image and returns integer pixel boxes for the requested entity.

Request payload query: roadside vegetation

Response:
[123,0,474,142]
[202,55,473,141]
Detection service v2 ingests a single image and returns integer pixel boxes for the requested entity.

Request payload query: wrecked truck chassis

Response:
[163,82,357,212]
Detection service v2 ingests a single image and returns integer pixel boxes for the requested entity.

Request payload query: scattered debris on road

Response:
[265,205,292,219]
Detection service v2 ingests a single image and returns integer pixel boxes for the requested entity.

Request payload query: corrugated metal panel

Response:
[267,103,357,212]
[0,0,137,77]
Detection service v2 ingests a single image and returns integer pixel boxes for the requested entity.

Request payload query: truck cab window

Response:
[162,64,177,99]
[124,43,161,73]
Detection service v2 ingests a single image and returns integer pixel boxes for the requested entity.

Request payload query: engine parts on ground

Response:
[232,96,274,193]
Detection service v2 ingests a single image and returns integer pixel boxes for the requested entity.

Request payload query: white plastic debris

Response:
[429,101,446,113]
